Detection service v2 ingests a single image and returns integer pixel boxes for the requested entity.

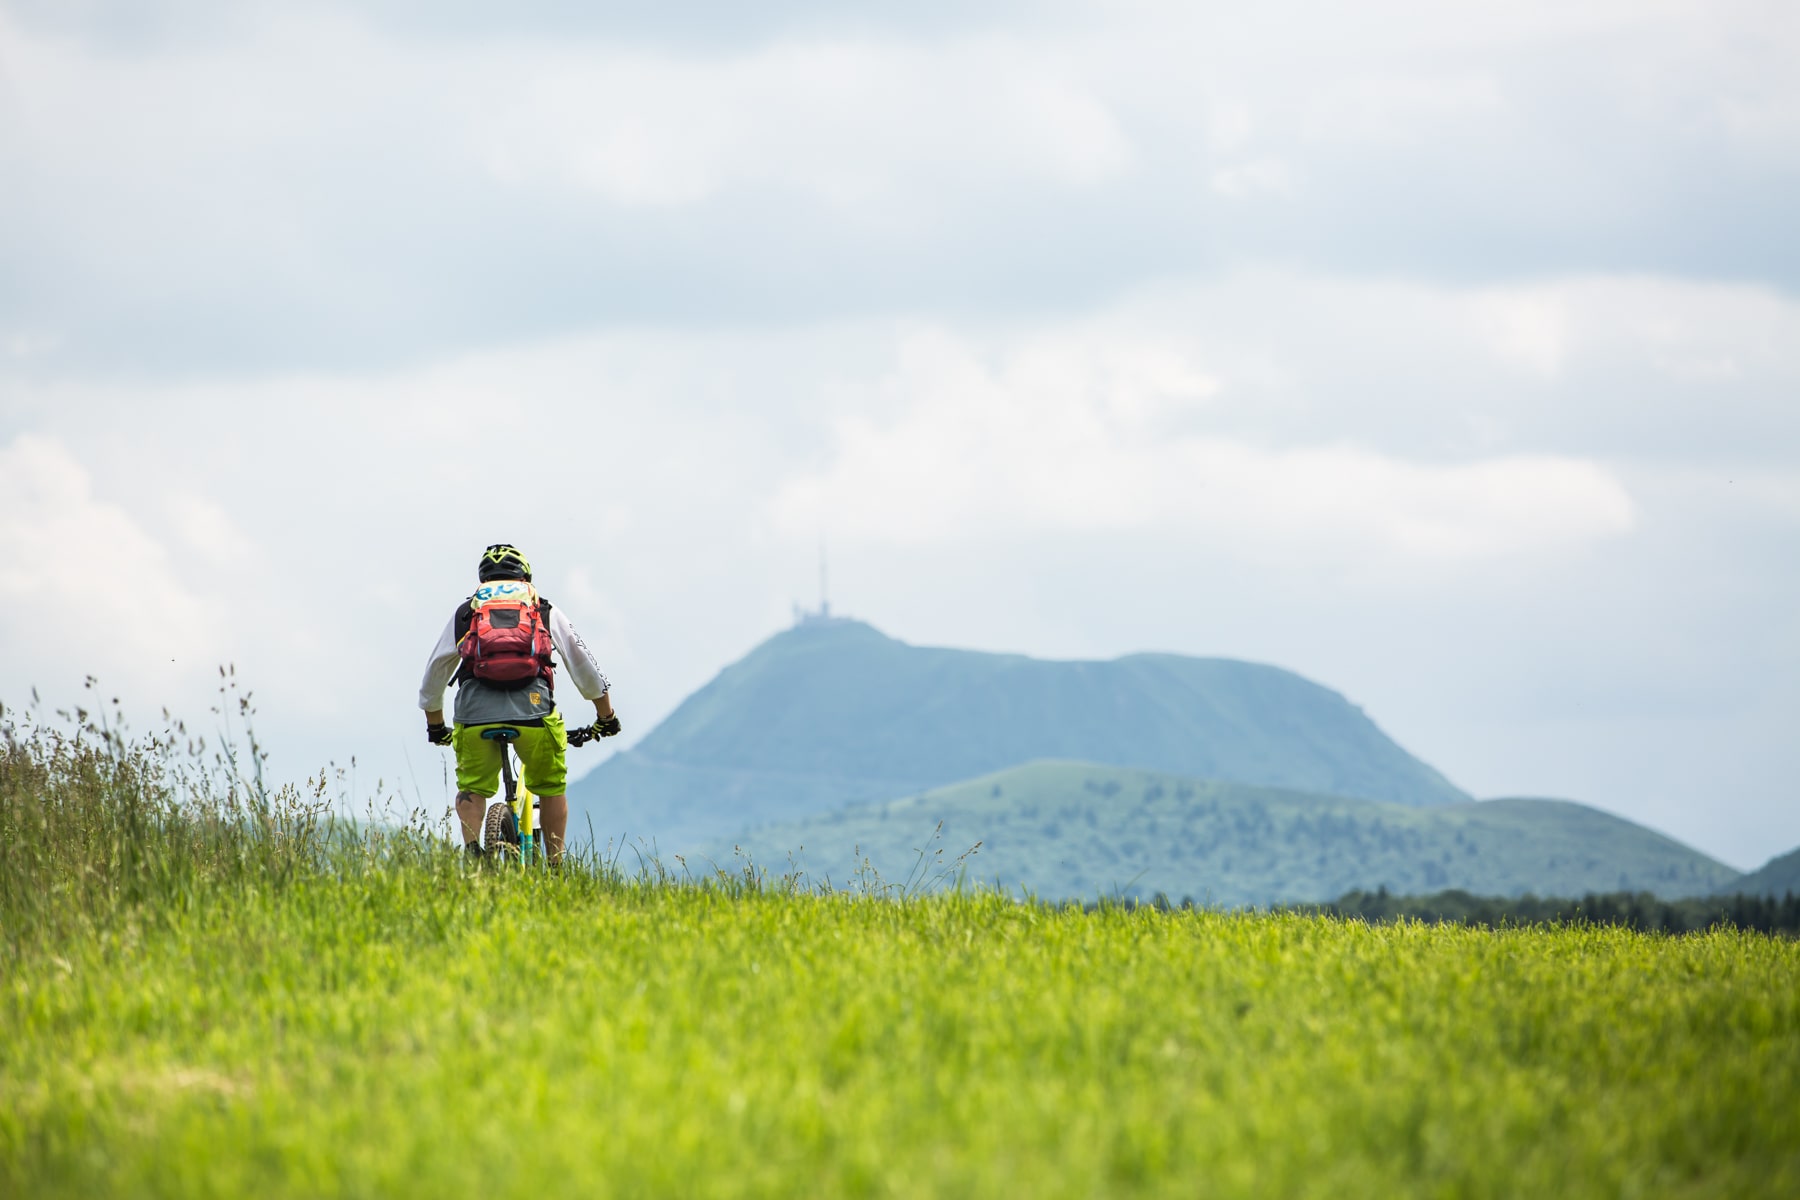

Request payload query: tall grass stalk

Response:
[0,700,448,967]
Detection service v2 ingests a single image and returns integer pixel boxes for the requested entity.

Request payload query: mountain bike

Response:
[478,724,603,864]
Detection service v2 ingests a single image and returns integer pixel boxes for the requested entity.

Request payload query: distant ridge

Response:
[570,620,1468,853]
[714,762,1742,905]
[1721,845,1800,898]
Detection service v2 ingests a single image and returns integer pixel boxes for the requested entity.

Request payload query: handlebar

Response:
[568,725,612,747]
[568,715,621,747]
[435,719,615,748]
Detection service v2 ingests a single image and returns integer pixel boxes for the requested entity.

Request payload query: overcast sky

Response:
[2,0,1796,869]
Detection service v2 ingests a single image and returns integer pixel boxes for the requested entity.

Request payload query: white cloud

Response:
[166,492,259,568]
[1301,72,1506,146]
[0,434,216,685]
[772,328,1635,562]
[1209,158,1292,200]
[4,0,1798,375]
[1475,290,1570,378]
[474,37,1133,212]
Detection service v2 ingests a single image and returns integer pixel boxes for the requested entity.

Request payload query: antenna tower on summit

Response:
[793,537,845,627]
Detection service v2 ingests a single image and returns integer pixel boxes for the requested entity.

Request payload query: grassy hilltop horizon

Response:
[712,761,1742,906]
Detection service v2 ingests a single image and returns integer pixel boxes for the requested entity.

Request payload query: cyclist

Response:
[419,544,620,863]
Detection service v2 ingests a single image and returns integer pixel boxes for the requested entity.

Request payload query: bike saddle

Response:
[478,727,523,743]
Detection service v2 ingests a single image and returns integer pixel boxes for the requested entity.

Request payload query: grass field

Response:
[5,717,1798,1197]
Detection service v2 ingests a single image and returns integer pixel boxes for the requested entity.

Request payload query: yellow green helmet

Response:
[477,543,531,582]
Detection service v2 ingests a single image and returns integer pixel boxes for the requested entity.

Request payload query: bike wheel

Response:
[482,800,520,862]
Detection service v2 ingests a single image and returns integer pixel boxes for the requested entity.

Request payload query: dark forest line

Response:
[1310,888,1800,935]
[1104,888,1800,935]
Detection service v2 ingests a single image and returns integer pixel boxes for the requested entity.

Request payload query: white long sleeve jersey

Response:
[418,595,610,715]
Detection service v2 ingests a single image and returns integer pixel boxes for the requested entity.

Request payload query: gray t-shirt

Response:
[454,679,556,726]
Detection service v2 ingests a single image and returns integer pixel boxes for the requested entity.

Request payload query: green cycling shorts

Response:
[453,713,568,797]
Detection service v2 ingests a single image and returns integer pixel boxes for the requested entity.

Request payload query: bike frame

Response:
[479,727,543,866]
[502,744,541,864]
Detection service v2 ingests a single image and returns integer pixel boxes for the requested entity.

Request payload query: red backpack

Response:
[460,584,555,686]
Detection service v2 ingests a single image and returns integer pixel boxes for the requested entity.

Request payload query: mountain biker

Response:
[419,544,620,863]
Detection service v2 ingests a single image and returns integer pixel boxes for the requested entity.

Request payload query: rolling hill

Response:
[569,619,1468,853]
[705,761,1742,906]
[1722,845,1800,898]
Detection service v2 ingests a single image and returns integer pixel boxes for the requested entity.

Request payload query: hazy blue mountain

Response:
[1720,845,1800,898]
[708,762,1742,906]
[569,619,1468,853]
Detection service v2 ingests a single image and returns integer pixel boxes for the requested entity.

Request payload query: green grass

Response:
[5,713,1798,1198]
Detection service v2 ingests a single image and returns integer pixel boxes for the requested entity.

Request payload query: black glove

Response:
[569,715,621,747]
[426,722,452,746]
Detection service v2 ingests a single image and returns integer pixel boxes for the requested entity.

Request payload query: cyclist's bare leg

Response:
[538,794,568,864]
[454,791,491,847]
